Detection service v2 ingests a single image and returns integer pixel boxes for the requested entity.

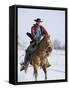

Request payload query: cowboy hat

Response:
[34,18,43,22]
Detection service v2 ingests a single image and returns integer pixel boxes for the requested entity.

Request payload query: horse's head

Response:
[42,35,52,54]
[37,35,52,56]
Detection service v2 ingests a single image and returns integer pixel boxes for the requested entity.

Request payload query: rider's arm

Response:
[42,26,49,35]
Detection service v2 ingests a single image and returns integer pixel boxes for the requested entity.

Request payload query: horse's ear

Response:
[46,35,50,39]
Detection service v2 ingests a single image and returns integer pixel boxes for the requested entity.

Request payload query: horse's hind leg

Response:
[42,65,47,80]
[24,62,30,73]
[34,64,38,81]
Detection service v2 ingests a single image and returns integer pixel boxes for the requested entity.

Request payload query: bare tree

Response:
[53,40,61,49]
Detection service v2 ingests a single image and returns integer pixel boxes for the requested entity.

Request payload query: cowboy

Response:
[20,18,51,71]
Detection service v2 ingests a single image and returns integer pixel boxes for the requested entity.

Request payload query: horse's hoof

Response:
[20,68,23,71]
[20,65,25,71]
[47,64,51,68]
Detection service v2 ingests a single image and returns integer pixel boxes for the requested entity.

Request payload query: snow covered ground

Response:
[18,49,65,82]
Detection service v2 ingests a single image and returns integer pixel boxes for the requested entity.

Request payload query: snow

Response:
[18,49,65,82]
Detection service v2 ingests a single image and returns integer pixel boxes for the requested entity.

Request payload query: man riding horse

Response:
[20,18,51,71]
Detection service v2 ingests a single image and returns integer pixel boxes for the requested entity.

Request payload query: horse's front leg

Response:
[42,65,47,80]
[45,69,47,80]
[34,64,38,81]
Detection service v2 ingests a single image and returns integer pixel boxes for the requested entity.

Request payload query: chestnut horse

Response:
[20,36,52,80]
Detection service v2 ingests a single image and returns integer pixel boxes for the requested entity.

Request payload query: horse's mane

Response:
[37,36,48,50]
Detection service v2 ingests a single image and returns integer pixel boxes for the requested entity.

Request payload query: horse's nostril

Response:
[48,47,52,52]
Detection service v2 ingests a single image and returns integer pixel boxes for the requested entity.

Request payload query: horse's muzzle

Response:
[47,46,52,52]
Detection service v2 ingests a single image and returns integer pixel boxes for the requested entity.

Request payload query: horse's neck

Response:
[38,38,46,48]
[36,38,46,53]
